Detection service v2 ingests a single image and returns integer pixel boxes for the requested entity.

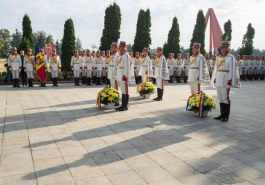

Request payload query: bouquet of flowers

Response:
[97,86,120,106]
[187,91,216,117]
[137,82,155,95]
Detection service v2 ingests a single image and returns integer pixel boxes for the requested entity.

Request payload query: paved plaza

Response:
[0,81,265,185]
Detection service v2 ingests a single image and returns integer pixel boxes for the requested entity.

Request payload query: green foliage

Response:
[133,9,152,53]
[189,10,206,55]
[19,14,35,53]
[100,3,121,51]
[61,18,76,72]
[46,35,54,44]
[10,29,22,49]
[239,23,255,56]
[222,20,232,41]
[163,17,180,57]
[75,37,82,53]
[0,29,11,57]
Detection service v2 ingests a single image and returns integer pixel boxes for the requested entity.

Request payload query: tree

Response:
[46,34,54,44]
[100,3,121,51]
[239,23,255,56]
[163,17,180,57]
[75,37,82,53]
[19,14,35,53]
[61,18,76,71]
[133,9,152,53]
[222,20,232,41]
[34,31,47,49]
[189,10,206,55]
[0,29,11,57]
[127,43,132,52]
[56,39,62,55]
[10,29,22,49]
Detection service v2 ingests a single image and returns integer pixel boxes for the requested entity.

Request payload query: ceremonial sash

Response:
[189,58,196,66]
[217,60,225,69]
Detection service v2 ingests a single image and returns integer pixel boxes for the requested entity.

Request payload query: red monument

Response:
[205,8,223,55]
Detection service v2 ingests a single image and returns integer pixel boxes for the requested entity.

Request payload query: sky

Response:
[0,0,264,51]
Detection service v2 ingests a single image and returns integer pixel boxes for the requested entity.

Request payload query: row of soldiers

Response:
[7,47,61,87]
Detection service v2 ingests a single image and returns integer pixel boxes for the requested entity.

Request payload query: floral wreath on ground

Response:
[186,91,216,117]
[137,82,155,95]
[97,86,120,106]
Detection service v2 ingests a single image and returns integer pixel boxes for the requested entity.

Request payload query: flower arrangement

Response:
[97,86,120,106]
[137,82,155,95]
[187,92,216,117]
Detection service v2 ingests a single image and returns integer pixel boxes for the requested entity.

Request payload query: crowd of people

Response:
[5,40,264,120]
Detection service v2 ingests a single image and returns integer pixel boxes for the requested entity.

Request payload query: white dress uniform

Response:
[211,49,236,122]
[49,54,61,86]
[8,54,21,79]
[260,59,265,80]
[182,58,190,83]
[242,59,249,80]
[95,57,103,85]
[248,59,254,80]
[134,57,141,84]
[139,55,151,83]
[107,53,119,90]
[237,59,244,78]
[175,58,182,82]
[187,54,204,94]
[70,55,81,86]
[101,56,107,82]
[151,57,157,84]
[167,57,176,83]
[85,55,93,85]
[80,55,86,79]
[206,59,212,78]
[105,56,112,85]
[154,53,168,101]
[24,55,35,79]
[130,56,135,84]
[254,59,261,80]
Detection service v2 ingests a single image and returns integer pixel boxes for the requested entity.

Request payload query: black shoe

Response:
[214,103,225,120]
[153,88,160,101]
[221,104,230,122]
[119,95,129,111]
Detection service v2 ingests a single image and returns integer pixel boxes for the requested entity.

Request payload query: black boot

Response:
[184,76,188,83]
[98,77,102,85]
[16,79,20,87]
[119,95,129,111]
[153,88,160,101]
[156,89,163,101]
[152,78,156,84]
[169,76,173,83]
[55,78,59,86]
[135,76,139,84]
[116,94,125,111]
[214,103,224,120]
[139,76,142,83]
[77,78,80,86]
[74,78,77,86]
[87,77,91,85]
[177,76,181,83]
[221,104,229,122]
[28,79,33,87]
[12,79,16,88]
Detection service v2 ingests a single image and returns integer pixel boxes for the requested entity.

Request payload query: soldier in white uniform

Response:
[85,50,93,85]
[259,57,265,80]
[24,49,35,87]
[254,56,261,80]
[140,47,151,83]
[242,55,248,81]
[236,55,244,80]
[151,53,157,84]
[101,51,107,84]
[205,54,212,79]
[134,52,141,84]
[71,50,81,86]
[187,43,204,95]
[116,41,131,111]
[167,53,176,83]
[153,47,168,101]
[247,56,254,80]
[95,50,103,85]
[91,50,97,84]
[105,50,111,85]
[175,53,183,83]
[182,53,190,83]
[49,49,61,86]
[80,50,87,84]
[211,41,237,122]
[211,55,216,78]
[7,47,22,87]
[129,52,135,84]
[107,42,119,90]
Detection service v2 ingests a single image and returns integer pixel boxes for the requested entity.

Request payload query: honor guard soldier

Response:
[95,50,103,85]
[24,49,35,87]
[105,50,112,85]
[107,42,119,90]
[153,47,168,101]
[205,54,212,78]
[188,43,204,94]
[242,55,248,81]
[254,56,261,80]
[116,41,131,111]
[49,49,61,86]
[91,50,97,84]
[237,55,244,80]
[140,47,151,83]
[101,51,107,84]
[182,53,190,83]
[211,55,216,77]
[248,56,254,80]
[71,50,81,86]
[151,53,157,84]
[175,53,183,83]
[129,52,135,84]
[7,47,22,87]
[167,53,176,83]
[134,52,141,84]
[85,50,93,85]
[80,50,87,84]
[211,41,237,122]
[259,57,265,80]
